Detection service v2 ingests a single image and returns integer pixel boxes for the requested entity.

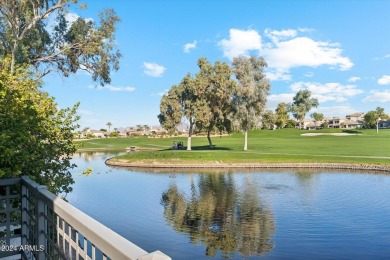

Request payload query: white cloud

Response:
[88,85,135,92]
[265,69,291,81]
[375,54,390,60]
[290,82,363,103]
[264,37,353,71]
[264,28,297,43]
[78,109,93,115]
[268,93,295,103]
[348,76,361,82]
[219,27,353,81]
[218,29,262,60]
[314,106,356,117]
[143,62,166,77]
[107,86,136,92]
[378,75,390,85]
[64,12,80,26]
[184,41,197,53]
[298,27,315,33]
[46,11,93,36]
[266,93,295,109]
[363,90,390,103]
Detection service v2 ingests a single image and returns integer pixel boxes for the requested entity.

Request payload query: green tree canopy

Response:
[0,67,79,194]
[310,112,324,129]
[158,85,183,134]
[364,107,389,133]
[0,0,121,85]
[232,56,271,150]
[275,102,289,129]
[288,90,319,129]
[158,58,235,150]
[261,110,276,130]
[192,58,236,147]
[158,73,206,150]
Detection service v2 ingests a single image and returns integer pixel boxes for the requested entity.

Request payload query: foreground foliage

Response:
[0,69,79,194]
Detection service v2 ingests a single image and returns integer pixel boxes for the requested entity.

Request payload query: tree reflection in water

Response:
[161,173,275,258]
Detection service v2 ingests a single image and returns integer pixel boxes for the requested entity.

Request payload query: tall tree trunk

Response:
[207,130,213,148]
[187,123,193,150]
[244,130,248,151]
[11,43,17,74]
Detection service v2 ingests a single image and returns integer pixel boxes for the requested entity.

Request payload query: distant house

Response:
[342,119,363,129]
[87,130,106,138]
[328,118,342,128]
[118,132,127,137]
[150,125,165,134]
[327,118,362,129]
[379,119,390,129]
[347,112,365,122]
[124,125,166,136]
[295,119,316,130]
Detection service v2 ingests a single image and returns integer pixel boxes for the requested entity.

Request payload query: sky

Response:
[42,0,390,130]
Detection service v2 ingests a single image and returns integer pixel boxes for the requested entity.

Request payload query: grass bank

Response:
[76,128,390,167]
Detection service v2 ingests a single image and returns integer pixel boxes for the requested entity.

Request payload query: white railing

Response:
[0,176,171,260]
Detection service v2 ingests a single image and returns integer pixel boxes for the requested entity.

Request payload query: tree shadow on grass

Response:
[161,145,232,151]
[189,145,232,151]
[342,129,362,134]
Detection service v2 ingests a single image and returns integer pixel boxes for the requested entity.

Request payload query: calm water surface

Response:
[68,152,390,259]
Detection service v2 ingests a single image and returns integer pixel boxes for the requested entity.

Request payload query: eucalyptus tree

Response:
[0,0,121,85]
[261,110,276,130]
[158,84,183,135]
[159,57,235,150]
[158,74,208,150]
[364,107,389,133]
[310,112,324,129]
[231,56,271,150]
[288,90,319,129]
[179,74,210,150]
[275,102,289,129]
[194,58,236,148]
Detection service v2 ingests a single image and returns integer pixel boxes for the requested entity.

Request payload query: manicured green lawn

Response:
[76,128,390,165]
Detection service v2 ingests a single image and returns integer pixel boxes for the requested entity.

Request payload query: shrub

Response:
[109,132,119,137]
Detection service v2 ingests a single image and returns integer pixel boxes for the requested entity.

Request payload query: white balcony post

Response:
[21,183,28,251]
[36,185,47,259]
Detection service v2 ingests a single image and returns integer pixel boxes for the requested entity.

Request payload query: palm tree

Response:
[136,124,143,132]
[106,122,112,133]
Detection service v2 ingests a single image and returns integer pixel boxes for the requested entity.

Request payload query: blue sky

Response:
[42,0,390,130]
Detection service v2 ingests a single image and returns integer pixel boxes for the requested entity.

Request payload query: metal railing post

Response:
[17,176,172,260]
[36,185,47,259]
[21,183,28,257]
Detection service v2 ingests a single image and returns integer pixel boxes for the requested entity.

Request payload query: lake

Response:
[68,152,390,259]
